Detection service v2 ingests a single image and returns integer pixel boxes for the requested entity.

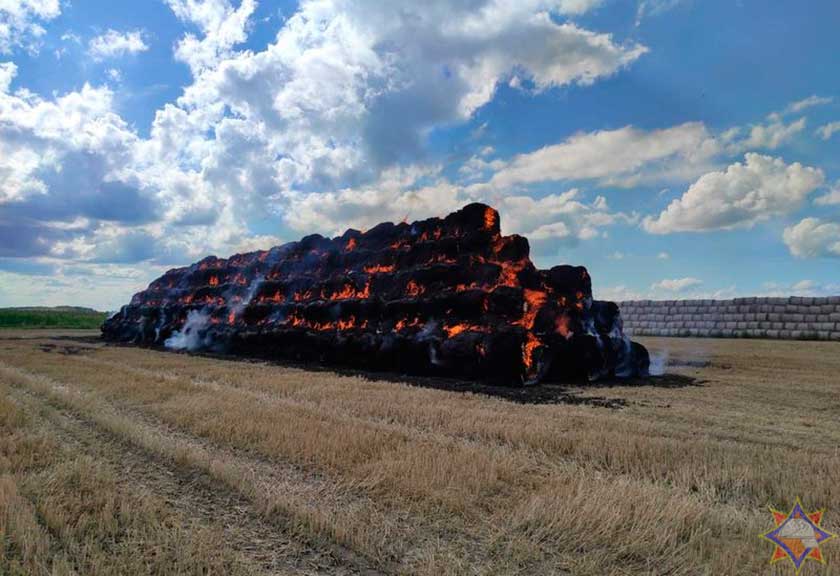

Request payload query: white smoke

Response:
[428,342,444,366]
[165,309,212,351]
[224,275,265,324]
[418,319,439,340]
[648,350,669,376]
[612,335,635,378]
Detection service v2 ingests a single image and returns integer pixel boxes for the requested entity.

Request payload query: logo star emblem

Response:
[760,498,836,574]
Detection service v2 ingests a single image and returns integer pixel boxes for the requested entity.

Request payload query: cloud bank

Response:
[643,154,824,234]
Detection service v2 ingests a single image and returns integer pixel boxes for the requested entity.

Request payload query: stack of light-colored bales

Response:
[619,297,840,341]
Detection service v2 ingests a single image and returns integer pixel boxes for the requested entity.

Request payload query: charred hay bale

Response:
[103,203,648,385]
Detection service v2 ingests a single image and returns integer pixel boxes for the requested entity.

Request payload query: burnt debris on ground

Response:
[103,203,649,386]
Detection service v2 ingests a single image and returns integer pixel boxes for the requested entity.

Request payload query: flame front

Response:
[108,203,637,386]
[364,264,395,274]
[443,323,488,338]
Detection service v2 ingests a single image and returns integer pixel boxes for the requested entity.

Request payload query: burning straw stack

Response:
[102,203,649,385]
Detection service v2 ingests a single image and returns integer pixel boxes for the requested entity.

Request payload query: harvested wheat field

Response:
[1,330,839,575]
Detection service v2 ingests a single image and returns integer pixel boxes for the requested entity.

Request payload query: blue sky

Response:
[1,0,839,310]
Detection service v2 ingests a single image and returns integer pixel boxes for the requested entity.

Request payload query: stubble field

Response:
[1,329,838,575]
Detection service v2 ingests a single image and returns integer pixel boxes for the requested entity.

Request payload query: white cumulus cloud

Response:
[473,122,718,192]
[783,218,840,259]
[0,0,60,54]
[816,121,840,141]
[651,277,702,291]
[0,61,15,91]
[494,189,636,243]
[166,0,256,73]
[88,29,149,61]
[727,117,806,151]
[281,169,635,249]
[814,183,840,206]
[635,0,686,26]
[786,95,833,114]
[154,0,649,232]
[643,153,824,234]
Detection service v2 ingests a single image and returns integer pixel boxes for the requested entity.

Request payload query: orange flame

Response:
[455,282,479,292]
[281,314,367,332]
[283,312,305,327]
[510,289,548,372]
[483,207,496,231]
[523,333,541,371]
[294,289,313,302]
[418,227,443,242]
[394,317,420,332]
[497,258,528,287]
[364,264,395,274]
[520,289,547,329]
[358,280,370,299]
[405,279,424,297]
[555,314,573,339]
[331,284,355,300]
[326,280,371,300]
[209,276,219,287]
[345,237,357,252]
[443,323,488,338]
